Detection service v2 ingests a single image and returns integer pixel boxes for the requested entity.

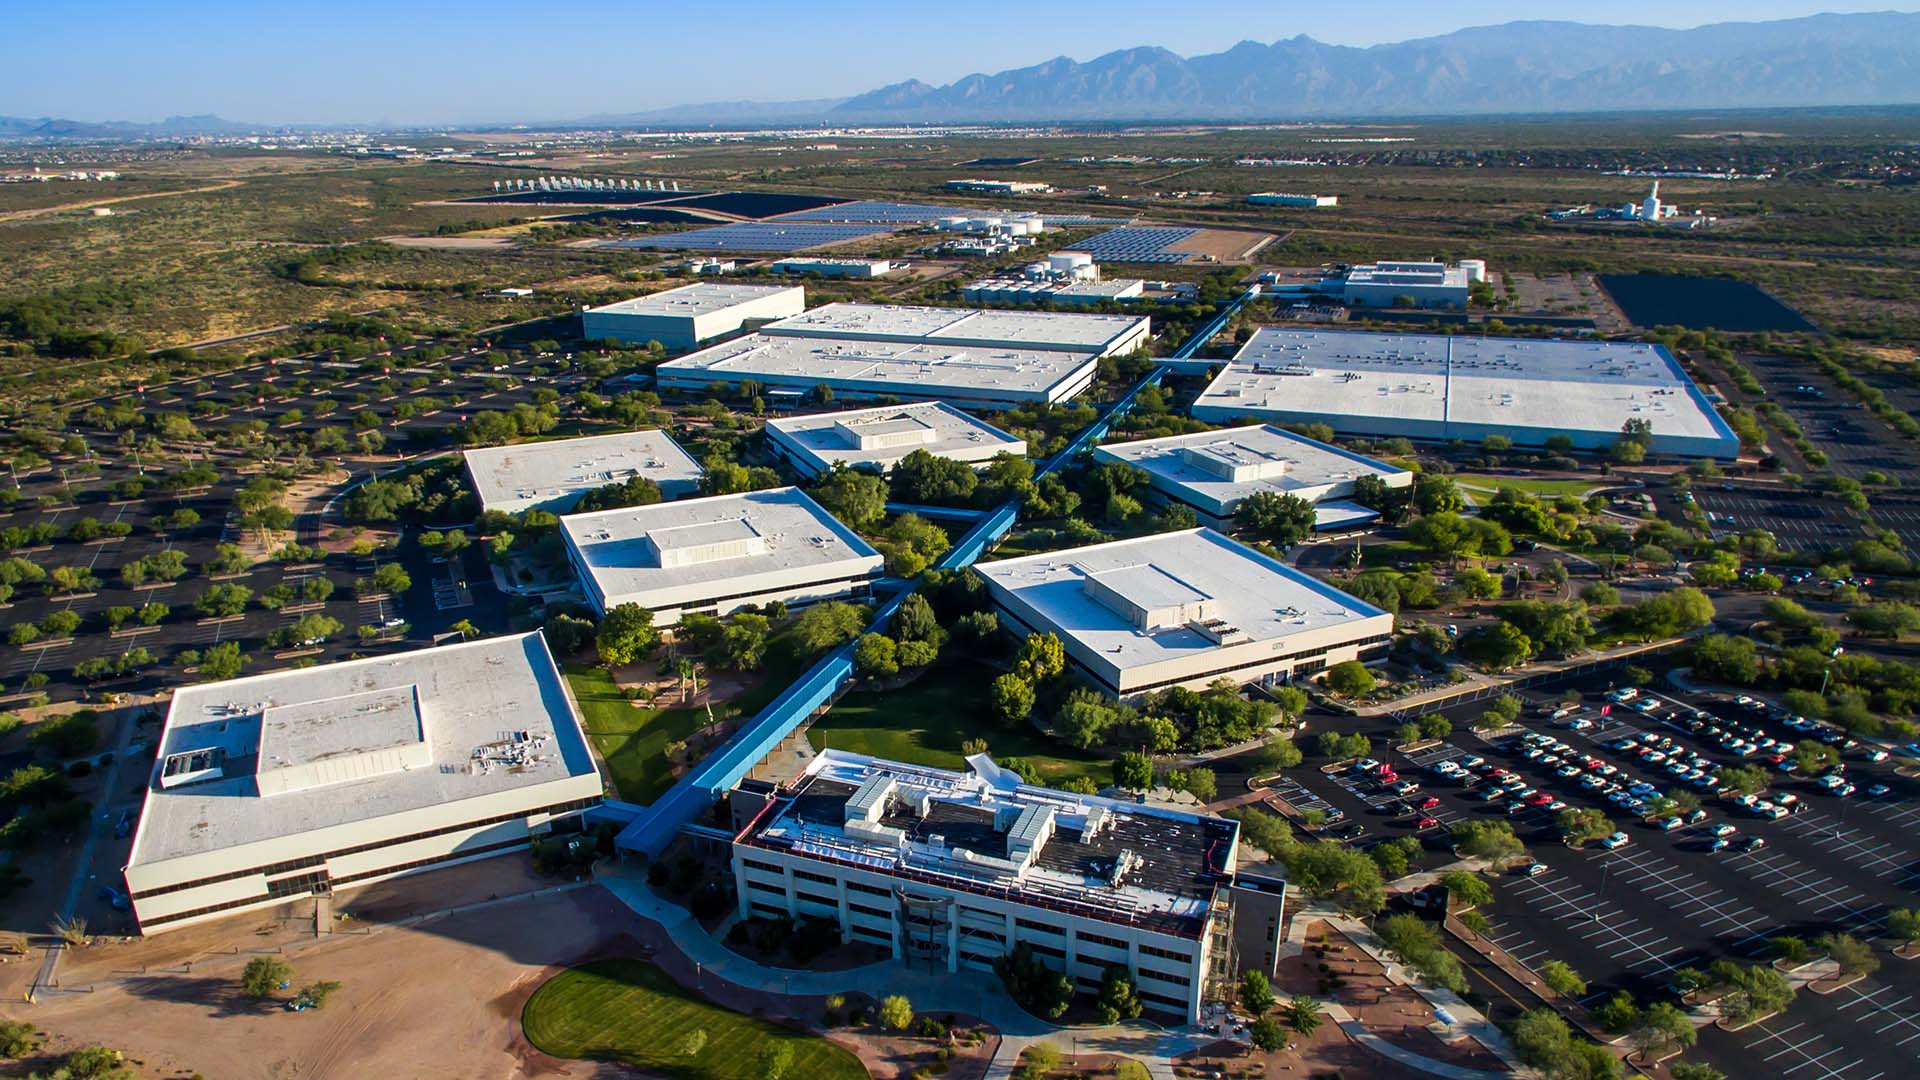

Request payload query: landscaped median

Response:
[521,957,868,1080]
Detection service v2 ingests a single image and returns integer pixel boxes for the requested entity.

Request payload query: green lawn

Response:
[808,663,1108,787]
[1451,474,1600,498]
[521,958,868,1080]
[568,631,810,804]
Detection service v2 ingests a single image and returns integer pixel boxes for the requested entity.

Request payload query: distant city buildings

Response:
[945,178,1053,195]
[1548,182,1719,228]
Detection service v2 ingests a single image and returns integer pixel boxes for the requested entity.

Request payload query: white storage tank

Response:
[1459,259,1488,283]
[1049,252,1094,273]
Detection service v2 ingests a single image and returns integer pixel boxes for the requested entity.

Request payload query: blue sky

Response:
[1,1,1909,124]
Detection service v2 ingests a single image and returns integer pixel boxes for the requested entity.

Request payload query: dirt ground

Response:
[1177,228,1274,262]
[1277,920,1506,1073]
[15,884,636,1080]
[1177,1031,1388,1080]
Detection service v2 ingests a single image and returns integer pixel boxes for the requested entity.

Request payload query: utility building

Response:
[1092,425,1411,531]
[764,402,1027,478]
[123,632,602,934]
[462,430,702,516]
[580,282,806,350]
[731,748,1286,1024]
[559,487,884,623]
[975,529,1393,700]
[1192,327,1740,460]
[760,303,1151,357]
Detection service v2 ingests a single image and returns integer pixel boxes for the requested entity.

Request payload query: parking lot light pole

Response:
[1593,858,1613,923]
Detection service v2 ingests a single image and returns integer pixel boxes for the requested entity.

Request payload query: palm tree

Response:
[1285,994,1325,1036]
[676,657,699,703]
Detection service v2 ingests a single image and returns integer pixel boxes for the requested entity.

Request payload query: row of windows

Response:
[794,868,837,887]
[1139,990,1189,1011]
[1079,930,1127,951]
[1138,965,1190,988]
[851,925,892,944]
[1120,634,1393,696]
[591,573,878,616]
[1139,943,1193,964]
[850,902,890,920]
[796,890,837,910]
[747,880,785,896]
[140,836,529,929]
[131,797,597,900]
[1015,917,1063,935]
[750,902,786,920]
[741,858,783,876]
[1027,941,1066,959]
[847,880,891,898]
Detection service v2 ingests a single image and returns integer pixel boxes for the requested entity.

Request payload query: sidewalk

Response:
[1354,636,1692,718]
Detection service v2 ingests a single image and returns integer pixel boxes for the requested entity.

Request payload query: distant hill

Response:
[0,114,267,140]
[831,13,1920,120]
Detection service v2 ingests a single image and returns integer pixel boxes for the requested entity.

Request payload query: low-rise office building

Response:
[123,632,602,934]
[1092,425,1410,530]
[654,334,1102,411]
[764,402,1027,478]
[768,257,897,279]
[1192,327,1740,459]
[760,302,1151,358]
[730,748,1285,1023]
[1248,192,1338,208]
[462,429,703,516]
[580,282,806,350]
[560,487,885,622]
[975,529,1393,699]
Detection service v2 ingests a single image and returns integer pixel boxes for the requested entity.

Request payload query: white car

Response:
[1708,824,1737,838]
[1599,832,1631,850]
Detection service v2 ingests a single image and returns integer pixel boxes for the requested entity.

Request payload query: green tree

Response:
[991,674,1036,727]
[1249,1014,1285,1052]
[1239,969,1277,1015]
[1114,751,1154,792]
[877,994,914,1032]
[1671,1064,1726,1080]
[1283,994,1324,1035]
[790,602,866,657]
[758,1041,794,1080]
[676,1029,709,1058]
[1324,660,1376,697]
[293,980,343,1009]
[197,641,248,681]
[807,464,888,530]
[0,1019,37,1058]
[1595,990,1641,1034]
[595,604,660,667]
[1013,632,1067,683]
[1440,870,1492,909]
[1556,807,1612,845]
[241,956,293,999]
[1236,491,1317,547]
[1096,966,1145,1023]
[1541,959,1587,998]
[1629,1001,1696,1062]
[853,633,899,679]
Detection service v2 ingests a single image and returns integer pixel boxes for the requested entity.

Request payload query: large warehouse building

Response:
[764,401,1027,478]
[1192,328,1740,459]
[123,632,602,934]
[1092,425,1411,531]
[730,748,1287,1023]
[654,335,1102,411]
[462,429,703,516]
[760,302,1151,358]
[975,529,1394,699]
[580,282,806,350]
[559,487,885,623]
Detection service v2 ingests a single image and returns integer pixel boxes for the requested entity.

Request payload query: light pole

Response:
[1593,857,1612,923]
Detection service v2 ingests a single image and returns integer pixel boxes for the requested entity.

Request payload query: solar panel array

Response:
[1064,226,1199,264]
[774,200,982,224]
[602,222,894,252]
[1038,215,1135,227]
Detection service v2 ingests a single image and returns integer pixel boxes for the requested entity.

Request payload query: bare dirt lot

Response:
[1177,228,1273,262]
[15,881,636,1080]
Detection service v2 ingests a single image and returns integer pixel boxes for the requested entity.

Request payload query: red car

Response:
[1418,795,1442,810]
[1377,769,1399,784]
[1415,816,1441,829]
[1526,792,1554,807]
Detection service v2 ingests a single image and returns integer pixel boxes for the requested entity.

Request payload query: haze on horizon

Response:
[2,0,1913,126]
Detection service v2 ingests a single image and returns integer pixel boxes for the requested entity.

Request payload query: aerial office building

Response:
[654,334,1102,411]
[763,401,1027,478]
[1192,328,1740,459]
[1092,425,1411,530]
[730,748,1287,1023]
[760,302,1151,358]
[462,429,703,516]
[123,632,602,934]
[975,529,1394,700]
[767,257,897,279]
[559,487,885,623]
[580,282,806,350]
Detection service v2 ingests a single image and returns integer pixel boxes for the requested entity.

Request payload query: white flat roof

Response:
[766,402,1026,474]
[1094,425,1407,515]
[762,302,1148,355]
[462,430,702,512]
[584,282,803,318]
[975,528,1388,674]
[130,632,596,867]
[560,487,883,611]
[1194,328,1739,456]
[657,333,1098,400]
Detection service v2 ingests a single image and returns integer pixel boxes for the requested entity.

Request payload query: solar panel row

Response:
[773,200,982,224]
[602,222,895,252]
[1063,226,1200,264]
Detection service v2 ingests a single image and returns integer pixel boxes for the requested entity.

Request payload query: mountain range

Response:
[5,13,1920,137]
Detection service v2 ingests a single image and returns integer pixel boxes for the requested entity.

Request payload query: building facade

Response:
[581,282,806,350]
[123,633,602,934]
[763,401,1027,478]
[730,750,1279,1023]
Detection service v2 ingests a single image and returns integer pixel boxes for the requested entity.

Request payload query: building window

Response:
[742,858,784,875]
[846,880,891,898]
[849,903,891,920]
[1139,944,1192,964]
[795,890,837,910]
[1026,942,1066,959]
[747,880,786,896]
[794,869,837,887]
[1078,930,1127,951]
[1016,917,1063,935]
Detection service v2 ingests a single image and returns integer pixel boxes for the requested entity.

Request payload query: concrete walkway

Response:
[598,870,1205,1079]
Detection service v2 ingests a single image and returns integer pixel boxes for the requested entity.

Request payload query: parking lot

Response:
[1689,485,1866,549]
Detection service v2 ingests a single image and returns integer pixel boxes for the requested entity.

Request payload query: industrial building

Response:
[559,487,885,623]
[962,278,1147,306]
[1191,328,1740,459]
[1092,425,1411,530]
[764,401,1027,478]
[462,429,703,516]
[975,529,1394,699]
[123,632,602,934]
[655,334,1102,411]
[580,282,806,350]
[761,302,1151,357]
[729,748,1288,1023]
[767,257,897,279]
[1248,192,1337,208]
[945,178,1053,195]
